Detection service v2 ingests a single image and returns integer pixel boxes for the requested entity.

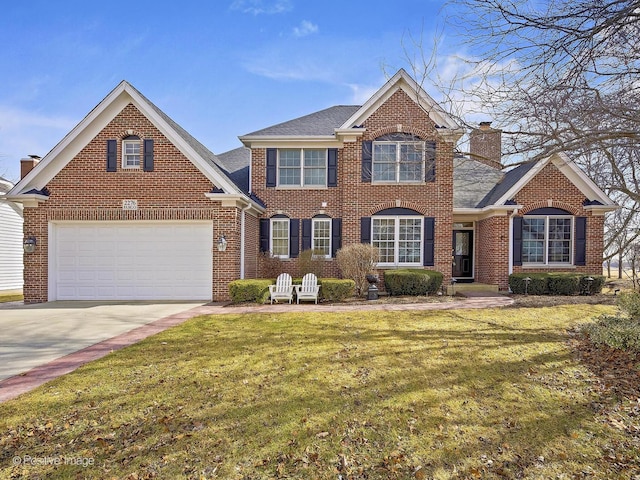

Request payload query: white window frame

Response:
[312,218,332,258]
[270,218,290,258]
[522,215,573,266]
[277,148,327,187]
[372,216,423,267]
[122,138,141,169]
[372,141,425,183]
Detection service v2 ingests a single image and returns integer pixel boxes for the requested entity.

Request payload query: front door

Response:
[452,230,474,280]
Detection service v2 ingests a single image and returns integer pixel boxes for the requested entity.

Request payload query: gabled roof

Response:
[240,69,463,145]
[476,161,538,208]
[473,153,615,210]
[340,69,461,131]
[8,81,248,199]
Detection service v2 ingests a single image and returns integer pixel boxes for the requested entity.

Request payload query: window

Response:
[122,136,141,168]
[372,141,425,183]
[312,218,331,257]
[278,149,326,186]
[372,216,423,266]
[522,216,572,264]
[271,219,290,258]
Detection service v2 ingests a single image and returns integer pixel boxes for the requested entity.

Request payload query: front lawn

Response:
[1,305,638,479]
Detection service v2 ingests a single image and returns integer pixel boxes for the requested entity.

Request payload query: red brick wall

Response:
[252,88,454,285]
[510,162,605,277]
[23,103,241,303]
[475,215,510,288]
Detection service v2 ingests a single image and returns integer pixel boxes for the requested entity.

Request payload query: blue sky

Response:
[0,0,456,183]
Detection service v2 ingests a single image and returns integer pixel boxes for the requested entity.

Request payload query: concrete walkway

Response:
[0,293,512,403]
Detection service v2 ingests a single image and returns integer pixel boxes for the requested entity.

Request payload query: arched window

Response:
[122,135,141,168]
[522,208,572,264]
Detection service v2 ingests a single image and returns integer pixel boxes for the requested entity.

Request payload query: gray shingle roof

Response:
[244,105,361,137]
[476,160,539,207]
[453,157,503,208]
[127,83,246,194]
[215,147,251,193]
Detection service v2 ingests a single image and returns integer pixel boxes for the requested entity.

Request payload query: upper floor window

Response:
[522,216,572,264]
[279,149,326,187]
[122,136,141,168]
[362,134,435,184]
[373,141,425,183]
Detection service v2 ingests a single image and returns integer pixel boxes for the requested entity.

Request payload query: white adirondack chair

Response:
[295,273,320,304]
[269,273,294,304]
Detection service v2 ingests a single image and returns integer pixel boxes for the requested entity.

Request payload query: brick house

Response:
[6,69,616,303]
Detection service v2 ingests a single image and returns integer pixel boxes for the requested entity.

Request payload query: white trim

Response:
[372,140,426,184]
[372,215,424,267]
[521,215,573,266]
[340,69,461,131]
[277,148,328,188]
[270,218,290,259]
[122,138,141,169]
[239,136,340,148]
[492,153,616,209]
[8,81,246,199]
[311,217,332,258]
[452,225,475,280]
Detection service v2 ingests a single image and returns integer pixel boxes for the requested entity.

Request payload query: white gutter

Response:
[240,202,251,279]
[508,207,519,277]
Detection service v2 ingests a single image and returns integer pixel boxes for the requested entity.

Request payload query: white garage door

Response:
[50,222,213,301]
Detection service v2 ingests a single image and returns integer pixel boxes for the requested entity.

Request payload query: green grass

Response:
[1,304,637,479]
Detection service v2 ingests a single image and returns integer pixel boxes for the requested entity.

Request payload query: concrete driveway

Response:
[0,301,205,382]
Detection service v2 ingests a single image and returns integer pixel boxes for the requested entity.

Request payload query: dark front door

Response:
[452,230,473,279]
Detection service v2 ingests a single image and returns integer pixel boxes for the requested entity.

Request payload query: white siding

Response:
[0,198,24,291]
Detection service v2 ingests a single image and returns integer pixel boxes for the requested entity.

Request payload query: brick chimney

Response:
[21,155,41,179]
[469,122,502,169]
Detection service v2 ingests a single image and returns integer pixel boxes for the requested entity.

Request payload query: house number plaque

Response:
[122,199,138,211]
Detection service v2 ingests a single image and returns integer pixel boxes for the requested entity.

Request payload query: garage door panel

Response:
[52,222,213,301]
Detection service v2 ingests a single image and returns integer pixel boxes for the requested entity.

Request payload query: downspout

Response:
[240,202,252,279]
[508,208,519,277]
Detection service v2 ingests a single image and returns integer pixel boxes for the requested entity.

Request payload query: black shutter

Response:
[575,217,587,266]
[290,219,300,258]
[513,217,523,266]
[425,142,436,182]
[106,139,117,172]
[423,217,435,266]
[143,139,154,172]
[327,148,338,187]
[266,148,277,187]
[360,217,371,243]
[302,219,312,251]
[259,219,270,252]
[361,141,372,182]
[331,218,342,257]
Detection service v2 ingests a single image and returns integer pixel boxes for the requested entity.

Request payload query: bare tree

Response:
[420,0,640,268]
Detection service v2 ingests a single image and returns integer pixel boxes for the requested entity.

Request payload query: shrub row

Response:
[228,278,355,304]
[384,269,444,296]
[509,273,605,295]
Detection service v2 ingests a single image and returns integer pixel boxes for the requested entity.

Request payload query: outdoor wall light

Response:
[23,236,37,253]
[217,235,227,252]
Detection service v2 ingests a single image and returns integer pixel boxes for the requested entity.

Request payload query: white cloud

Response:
[0,106,76,182]
[346,83,380,104]
[230,0,292,15]
[293,20,318,38]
